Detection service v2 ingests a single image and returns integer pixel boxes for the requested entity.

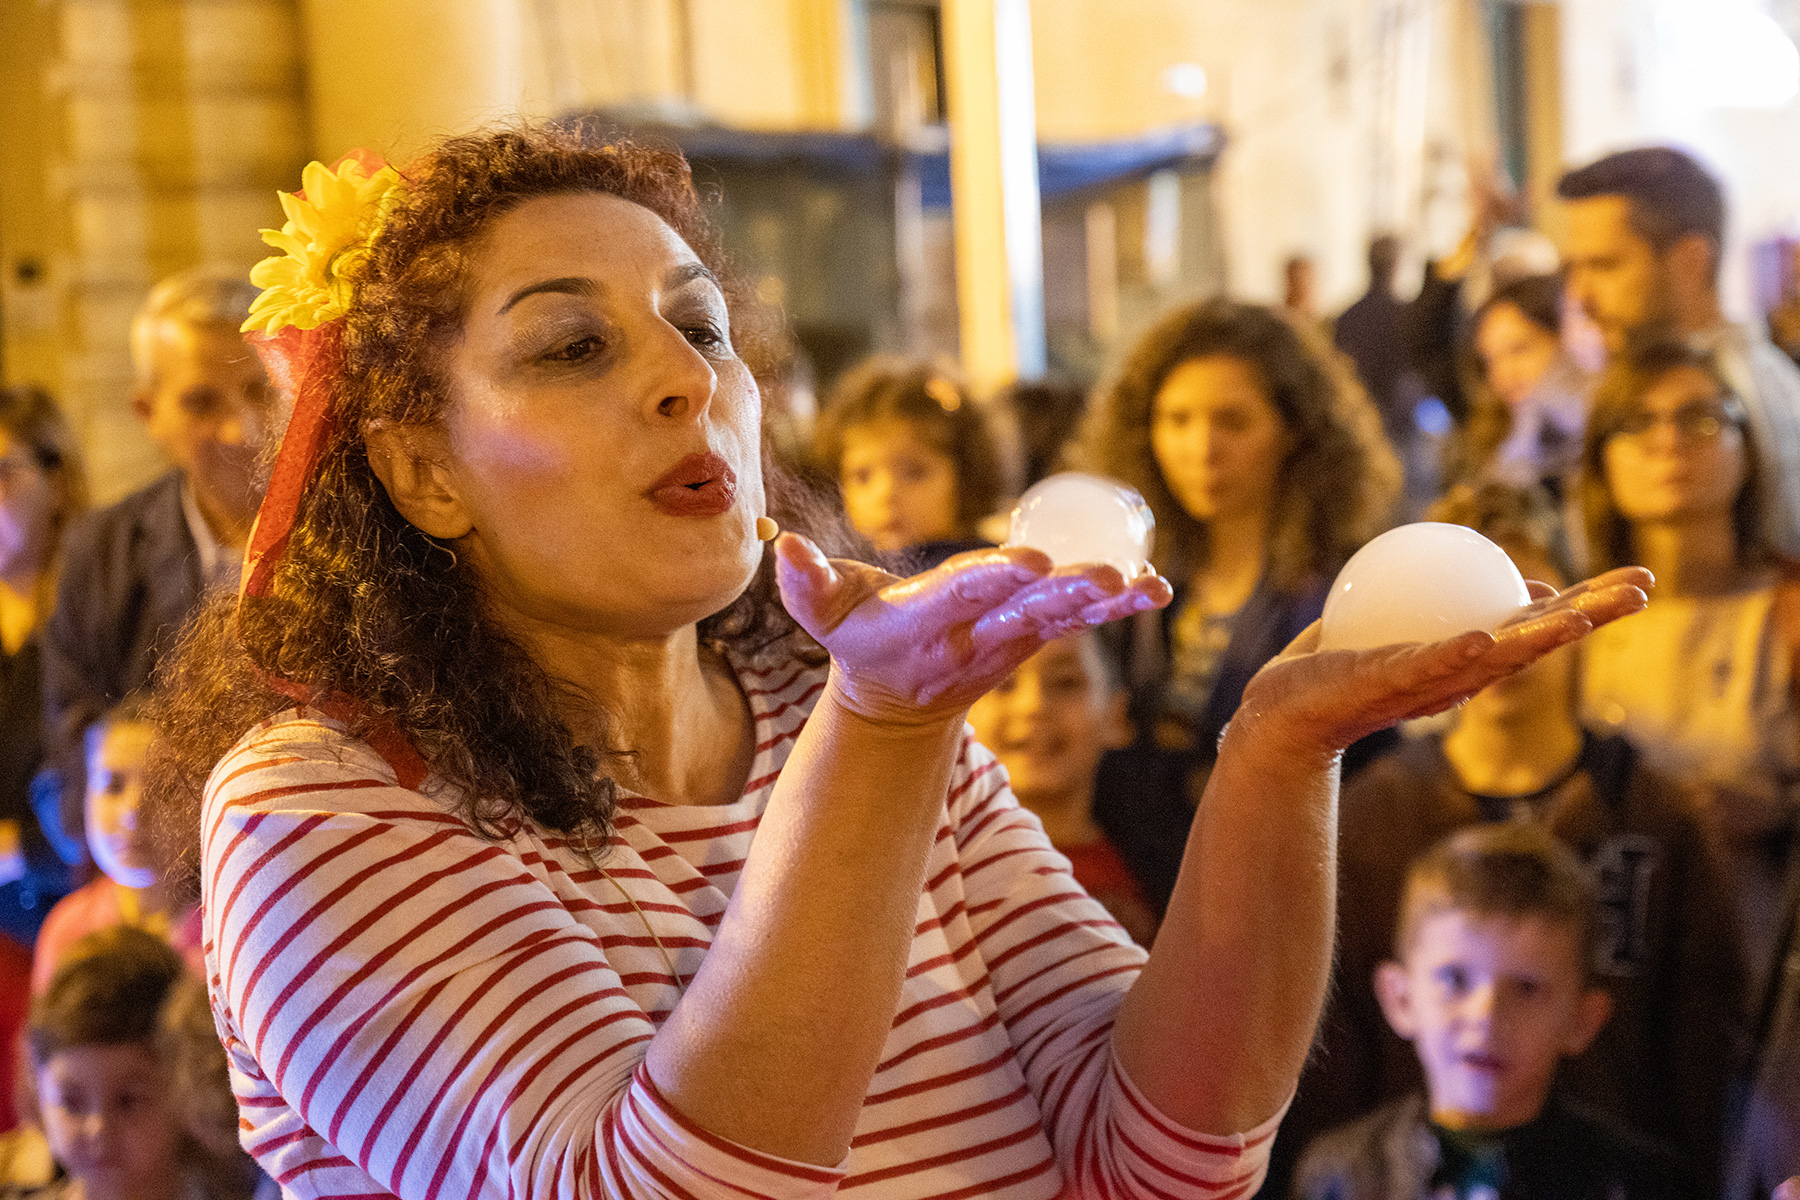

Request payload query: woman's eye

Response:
[543,335,603,363]
[684,323,729,352]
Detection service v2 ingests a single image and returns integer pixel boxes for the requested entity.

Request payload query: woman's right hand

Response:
[774,533,1172,726]
[1229,567,1653,760]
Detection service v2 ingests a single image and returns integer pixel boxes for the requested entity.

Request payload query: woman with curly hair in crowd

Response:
[140,124,1645,1200]
[1079,298,1403,761]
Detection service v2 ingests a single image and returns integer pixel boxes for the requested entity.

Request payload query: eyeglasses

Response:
[1608,396,1747,443]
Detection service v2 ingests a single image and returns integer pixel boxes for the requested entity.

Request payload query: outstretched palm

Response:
[774,534,1172,722]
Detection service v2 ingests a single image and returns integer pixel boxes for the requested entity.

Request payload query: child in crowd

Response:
[1266,483,1743,1198]
[966,632,1161,944]
[811,357,1016,569]
[29,697,200,992]
[1294,823,1687,1200]
[13,925,264,1200]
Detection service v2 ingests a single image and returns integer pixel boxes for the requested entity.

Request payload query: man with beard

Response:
[1559,146,1800,558]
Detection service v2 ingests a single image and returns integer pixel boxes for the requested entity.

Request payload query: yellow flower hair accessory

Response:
[242,153,405,336]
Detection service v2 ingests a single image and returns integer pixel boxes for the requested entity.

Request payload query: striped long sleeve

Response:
[201,654,1280,1199]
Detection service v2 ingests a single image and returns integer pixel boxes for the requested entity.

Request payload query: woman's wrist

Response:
[819,669,973,737]
[1216,703,1344,777]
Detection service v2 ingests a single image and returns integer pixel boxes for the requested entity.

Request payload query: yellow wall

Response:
[1029,0,1220,142]
[0,0,66,394]
[303,0,859,163]
[301,0,552,162]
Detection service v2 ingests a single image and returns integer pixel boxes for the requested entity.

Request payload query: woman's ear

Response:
[364,420,473,541]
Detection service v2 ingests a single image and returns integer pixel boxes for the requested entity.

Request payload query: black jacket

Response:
[1294,1092,1692,1200]
[41,470,202,823]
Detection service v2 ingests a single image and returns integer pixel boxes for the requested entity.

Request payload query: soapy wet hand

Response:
[773,534,1172,724]
[1233,567,1653,758]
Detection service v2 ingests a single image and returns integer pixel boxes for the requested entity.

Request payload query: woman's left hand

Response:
[774,534,1172,724]
[1231,567,1654,759]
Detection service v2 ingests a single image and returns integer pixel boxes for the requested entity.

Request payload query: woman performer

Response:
[147,126,1648,1199]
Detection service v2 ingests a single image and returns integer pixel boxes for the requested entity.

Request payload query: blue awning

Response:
[567,114,1224,209]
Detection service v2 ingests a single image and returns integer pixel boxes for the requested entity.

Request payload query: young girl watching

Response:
[812,357,1015,568]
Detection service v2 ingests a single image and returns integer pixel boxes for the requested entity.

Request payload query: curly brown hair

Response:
[1076,298,1400,591]
[811,357,1018,537]
[1579,339,1772,573]
[145,124,846,897]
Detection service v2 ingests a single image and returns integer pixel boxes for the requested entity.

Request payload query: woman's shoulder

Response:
[205,706,441,818]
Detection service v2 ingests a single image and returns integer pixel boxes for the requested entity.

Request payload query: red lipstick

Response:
[646,452,737,517]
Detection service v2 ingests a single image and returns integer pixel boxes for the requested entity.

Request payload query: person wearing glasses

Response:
[1578,340,1800,999]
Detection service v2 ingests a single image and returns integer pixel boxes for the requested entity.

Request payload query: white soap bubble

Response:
[1006,473,1155,578]
[1319,522,1530,652]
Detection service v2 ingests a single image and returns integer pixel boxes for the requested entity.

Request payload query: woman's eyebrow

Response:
[666,261,719,291]
[499,276,599,314]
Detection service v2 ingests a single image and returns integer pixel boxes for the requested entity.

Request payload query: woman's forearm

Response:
[643,675,965,1166]
[1111,710,1339,1134]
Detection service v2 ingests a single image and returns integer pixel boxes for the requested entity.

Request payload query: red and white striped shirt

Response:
[202,653,1280,1199]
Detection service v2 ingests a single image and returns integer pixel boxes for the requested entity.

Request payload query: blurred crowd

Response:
[0,143,1795,1199]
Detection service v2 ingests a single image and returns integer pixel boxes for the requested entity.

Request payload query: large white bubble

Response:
[1319,522,1530,652]
[1006,473,1155,579]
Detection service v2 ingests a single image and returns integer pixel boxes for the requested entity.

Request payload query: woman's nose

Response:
[647,327,718,422]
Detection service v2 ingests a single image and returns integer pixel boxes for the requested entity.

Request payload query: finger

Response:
[1273,619,1324,662]
[1386,612,1589,715]
[1566,580,1650,627]
[935,544,1055,578]
[1525,579,1558,601]
[1072,576,1173,626]
[968,570,1137,647]
[1507,567,1653,623]
[773,533,852,636]
[881,549,1054,627]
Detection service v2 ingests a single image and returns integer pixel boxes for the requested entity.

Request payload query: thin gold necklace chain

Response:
[601,868,683,987]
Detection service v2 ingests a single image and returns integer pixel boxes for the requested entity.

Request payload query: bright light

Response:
[1160,63,1208,100]
[1657,0,1800,110]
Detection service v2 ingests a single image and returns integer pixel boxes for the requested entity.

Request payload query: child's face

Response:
[1376,909,1611,1131]
[84,719,156,889]
[36,1043,183,1198]
[967,636,1130,814]
[839,418,962,552]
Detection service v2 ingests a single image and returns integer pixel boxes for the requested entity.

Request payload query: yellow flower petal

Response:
[241,156,407,336]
